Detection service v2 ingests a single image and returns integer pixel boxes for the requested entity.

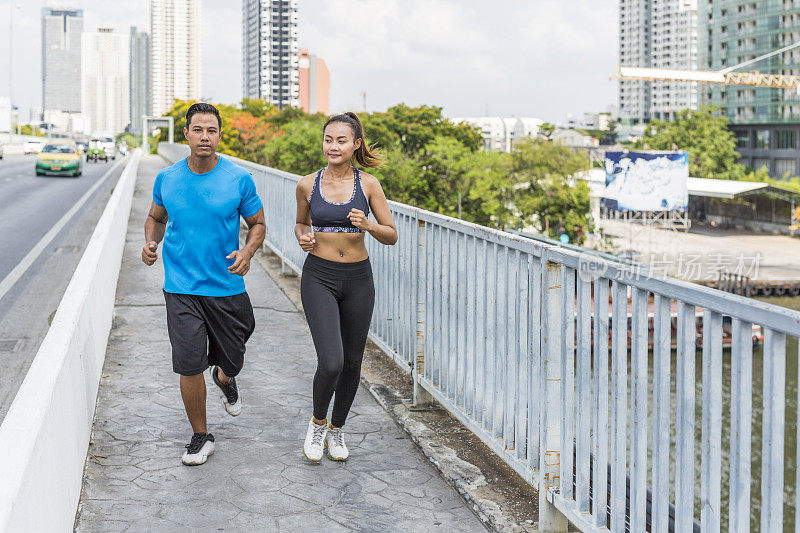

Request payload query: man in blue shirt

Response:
[142,103,265,465]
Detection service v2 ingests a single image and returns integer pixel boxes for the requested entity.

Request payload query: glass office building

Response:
[699,0,800,177]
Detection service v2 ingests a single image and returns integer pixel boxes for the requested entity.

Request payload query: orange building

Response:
[298,49,330,115]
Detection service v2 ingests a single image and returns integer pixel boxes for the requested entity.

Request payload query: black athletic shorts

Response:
[163,290,255,377]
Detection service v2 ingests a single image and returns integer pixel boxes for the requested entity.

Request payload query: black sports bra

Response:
[308,168,370,233]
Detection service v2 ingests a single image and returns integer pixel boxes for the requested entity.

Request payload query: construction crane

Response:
[612,41,800,93]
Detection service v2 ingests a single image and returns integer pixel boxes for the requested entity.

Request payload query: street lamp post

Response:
[8,4,20,144]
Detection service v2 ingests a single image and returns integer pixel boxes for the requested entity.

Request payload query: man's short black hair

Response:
[186,102,222,128]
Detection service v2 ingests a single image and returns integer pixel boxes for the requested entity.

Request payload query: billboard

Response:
[604,151,689,212]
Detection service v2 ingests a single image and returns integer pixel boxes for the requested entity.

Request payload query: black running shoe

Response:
[182,432,215,466]
[211,366,241,416]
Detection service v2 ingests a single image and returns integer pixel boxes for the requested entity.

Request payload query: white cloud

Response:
[298,0,618,120]
[1,0,619,125]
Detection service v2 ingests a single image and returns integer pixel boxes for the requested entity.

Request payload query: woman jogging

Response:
[294,112,397,462]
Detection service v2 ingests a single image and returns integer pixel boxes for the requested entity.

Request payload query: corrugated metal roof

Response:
[685,177,768,199]
[577,171,791,199]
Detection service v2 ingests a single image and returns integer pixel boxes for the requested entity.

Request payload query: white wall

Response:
[0,151,141,531]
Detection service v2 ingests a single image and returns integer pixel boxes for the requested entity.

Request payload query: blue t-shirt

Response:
[153,156,263,296]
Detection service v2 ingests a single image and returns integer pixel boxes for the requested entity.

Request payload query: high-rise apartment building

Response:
[82,28,130,134]
[619,0,698,123]
[130,27,151,133]
[242,0,300,109]
[298,50,330,115]
[652,0,699,120]
[699,0,800,178]
[619,0,652,123]
[41,7,83,114]
[150,0,202,116]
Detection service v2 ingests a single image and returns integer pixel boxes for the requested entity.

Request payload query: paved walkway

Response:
[74,155,485,532]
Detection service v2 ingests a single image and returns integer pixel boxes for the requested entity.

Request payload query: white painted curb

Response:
[0,149,141,532]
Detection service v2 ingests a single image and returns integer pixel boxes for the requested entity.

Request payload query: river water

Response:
[671,295,798,530]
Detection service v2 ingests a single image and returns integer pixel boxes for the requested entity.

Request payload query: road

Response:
[0,153,129,420]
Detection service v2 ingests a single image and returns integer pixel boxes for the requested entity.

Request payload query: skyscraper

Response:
[130,27,151,134]
[651,0,698,120]
[82,28,130,134]
[150,0,202,116]
[242,0,299,109]
[618,0,698,123]
[41,7,83,114]
[619,0,652,123]
[699,0,800,177]
[298,49,330,115]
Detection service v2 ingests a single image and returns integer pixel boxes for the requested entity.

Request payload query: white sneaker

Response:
[181,432,215,466]
[302,419,328,462]
[325,425,349,461]
[211,366,241,417]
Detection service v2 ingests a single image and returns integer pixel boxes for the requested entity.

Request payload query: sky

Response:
[0,0,618,124]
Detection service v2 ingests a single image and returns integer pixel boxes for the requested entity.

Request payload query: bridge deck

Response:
[74,155,484,532]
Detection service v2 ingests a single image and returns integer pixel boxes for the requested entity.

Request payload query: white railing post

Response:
[539,259,567,532]
[413,214,435,406]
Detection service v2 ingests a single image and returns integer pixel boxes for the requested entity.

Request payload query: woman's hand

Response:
[347,208,371,231]
[297,232,316,251]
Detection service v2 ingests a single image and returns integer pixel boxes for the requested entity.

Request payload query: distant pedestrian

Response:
[294,112,397,462]
[142,102,266,466]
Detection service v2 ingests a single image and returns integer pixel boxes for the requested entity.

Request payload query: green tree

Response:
[151,101,593,238]
[373,146,428,207]
[363,104,482,154]
[463,150,514,228]
[239,98,274,118]
[635,105,769,181]
[19,125,44,136]
[539,122,556,140]
[510,138,591,242]
[266,106,320,128]
[262,118,327,175]
[422,135,472,218]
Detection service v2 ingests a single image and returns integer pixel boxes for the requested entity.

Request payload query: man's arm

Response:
[227,207,265,276]
[142,202,168,266]
[241,208,266,257]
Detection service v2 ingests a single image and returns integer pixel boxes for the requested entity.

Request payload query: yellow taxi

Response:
[35,141,84,177]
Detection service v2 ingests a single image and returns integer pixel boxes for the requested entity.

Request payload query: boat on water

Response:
[580,298,764,350]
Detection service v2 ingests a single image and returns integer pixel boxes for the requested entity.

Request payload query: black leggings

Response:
[300,253,375,428]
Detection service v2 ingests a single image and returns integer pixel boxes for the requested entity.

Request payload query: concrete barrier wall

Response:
[0,150,141,532]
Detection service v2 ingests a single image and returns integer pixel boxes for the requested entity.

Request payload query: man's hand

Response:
[226,249,252,276]
[347,208,371,231]
[297,232,316,252]
[142,241,158,266]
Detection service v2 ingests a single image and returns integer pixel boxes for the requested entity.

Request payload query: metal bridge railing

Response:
[159,143,800,532]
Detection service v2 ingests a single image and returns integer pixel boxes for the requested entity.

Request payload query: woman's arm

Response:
[348,174,398,245]
[295,177,316,251]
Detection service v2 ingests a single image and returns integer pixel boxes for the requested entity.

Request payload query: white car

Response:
[23,140,45,154]
[0,144,4,159]
[92,133,117,160]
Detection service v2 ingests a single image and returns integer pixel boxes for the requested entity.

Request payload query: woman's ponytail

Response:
[323,112,383,168]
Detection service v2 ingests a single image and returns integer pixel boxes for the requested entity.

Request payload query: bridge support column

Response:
[539,259,568,532]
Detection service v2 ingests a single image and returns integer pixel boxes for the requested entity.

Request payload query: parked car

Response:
[0,144,3,159]
[35,141,83,177]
